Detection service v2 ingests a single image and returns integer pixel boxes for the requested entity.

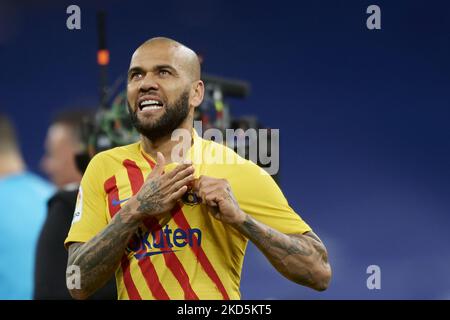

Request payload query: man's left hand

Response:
[192,176,246,225]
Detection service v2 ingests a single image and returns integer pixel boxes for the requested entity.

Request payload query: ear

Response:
[190,80,205,108]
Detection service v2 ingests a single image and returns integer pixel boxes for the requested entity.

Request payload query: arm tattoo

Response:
[302,232,329,266]
[236,214,330,289]
[136,180,163,214]
[241,218,313,256]
[67,205,140,299]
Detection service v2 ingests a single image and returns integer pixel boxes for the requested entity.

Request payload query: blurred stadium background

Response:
[1,0,450,299]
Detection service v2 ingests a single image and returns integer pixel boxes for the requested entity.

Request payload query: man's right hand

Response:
[128,152,194,220]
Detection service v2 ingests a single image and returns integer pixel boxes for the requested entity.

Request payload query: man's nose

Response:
[138,73,159,92]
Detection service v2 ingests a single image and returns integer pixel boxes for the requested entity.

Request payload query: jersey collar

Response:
[139,128,201,165]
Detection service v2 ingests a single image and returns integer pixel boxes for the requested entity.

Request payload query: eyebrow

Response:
[127,64,179,78]
[127,66,145,78]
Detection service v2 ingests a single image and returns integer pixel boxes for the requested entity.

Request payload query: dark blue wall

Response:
[1,0,449,299]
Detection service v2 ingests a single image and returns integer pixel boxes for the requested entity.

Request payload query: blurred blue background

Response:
[1,0,449,299]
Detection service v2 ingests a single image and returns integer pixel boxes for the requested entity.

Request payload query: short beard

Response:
[128,90,190,141]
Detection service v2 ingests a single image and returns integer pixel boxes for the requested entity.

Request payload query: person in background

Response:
[34,109,116,299]
[40,110,86,191]
[0,113,54,299]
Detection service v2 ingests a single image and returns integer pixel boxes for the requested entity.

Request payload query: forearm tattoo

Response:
[67,205,139,298]
[236,215,330,288]
[242,218,313,256]
[302,232,329,268]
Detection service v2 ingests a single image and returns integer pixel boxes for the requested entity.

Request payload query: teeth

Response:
[141,99,161,106]
[141,105,162,110]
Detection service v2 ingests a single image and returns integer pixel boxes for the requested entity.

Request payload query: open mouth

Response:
[139,99,164,111]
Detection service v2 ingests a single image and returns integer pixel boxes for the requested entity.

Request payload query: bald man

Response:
[65,37,331,300]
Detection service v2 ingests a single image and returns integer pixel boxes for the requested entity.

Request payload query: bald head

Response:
[134,37,201,81]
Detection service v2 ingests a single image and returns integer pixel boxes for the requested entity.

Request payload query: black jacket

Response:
[34,189,117,299]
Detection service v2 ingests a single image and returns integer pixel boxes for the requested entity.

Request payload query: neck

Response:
[141,115,194,163]
[0,152,25,177]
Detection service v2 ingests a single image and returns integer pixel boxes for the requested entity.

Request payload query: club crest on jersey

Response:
[182,190,201,206]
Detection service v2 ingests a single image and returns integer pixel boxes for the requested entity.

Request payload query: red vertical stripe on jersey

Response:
[119,161,169,300]
[123,159,144,194]
[137,256,170,300]
[141,150,230,299]
[123,159,198,300]
[141,217,198,300]
[104,176,141,299]
[120,256,141,300]
[171,205,230,300]
[104,176,121,218]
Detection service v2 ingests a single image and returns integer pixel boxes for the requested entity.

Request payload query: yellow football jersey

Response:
[65,131,311,300]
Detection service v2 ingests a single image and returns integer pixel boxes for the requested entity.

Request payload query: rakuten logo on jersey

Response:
[126,225,202,259]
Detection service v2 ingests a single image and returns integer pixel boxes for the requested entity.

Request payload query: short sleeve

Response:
[230,161,312,235]
[64,154,109,248]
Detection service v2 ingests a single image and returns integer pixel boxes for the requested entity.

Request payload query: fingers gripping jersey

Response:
[65,131,311,300]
